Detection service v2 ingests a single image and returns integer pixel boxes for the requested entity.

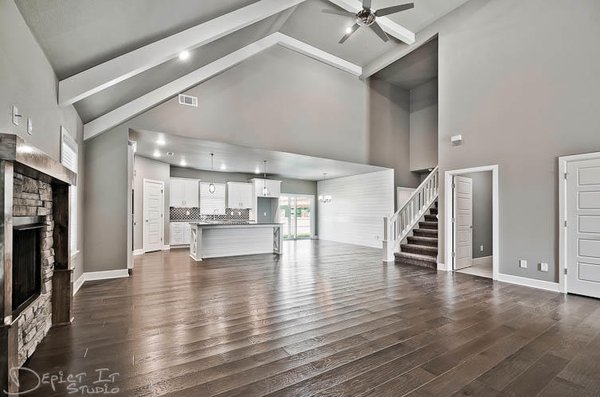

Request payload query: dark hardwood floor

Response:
[19,240,600,396]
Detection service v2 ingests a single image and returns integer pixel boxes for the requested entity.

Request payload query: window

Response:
[61,127,78,254]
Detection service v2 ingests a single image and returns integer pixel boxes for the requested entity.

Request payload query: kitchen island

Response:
[189,222,283,261]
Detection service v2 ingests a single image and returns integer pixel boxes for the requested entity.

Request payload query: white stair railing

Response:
[383,166,439,262]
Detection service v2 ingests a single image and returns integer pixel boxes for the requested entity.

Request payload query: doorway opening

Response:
[444,165,499,279]
[279,194,315,240]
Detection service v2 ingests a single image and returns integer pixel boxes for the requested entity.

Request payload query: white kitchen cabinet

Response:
[170,178,199,207]
[170,222,191,245]
[252,178,281,198]
[227,182,253,208]
[200,182,226,215]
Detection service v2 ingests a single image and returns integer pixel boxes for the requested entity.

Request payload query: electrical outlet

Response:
[375,235,380,240]
[480,245,484,252]
[540,263,549,272]
[519,259,528,269]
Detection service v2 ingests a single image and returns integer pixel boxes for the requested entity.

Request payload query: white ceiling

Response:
[130,129,387,180]
[16,0,470,128]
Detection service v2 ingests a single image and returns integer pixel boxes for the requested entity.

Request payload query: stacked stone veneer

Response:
[13,172,54,366]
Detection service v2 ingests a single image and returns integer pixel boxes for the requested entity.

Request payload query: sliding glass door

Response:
[279,195,314,240]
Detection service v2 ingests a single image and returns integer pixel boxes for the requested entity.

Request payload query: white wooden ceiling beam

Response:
[59,0,307,107]
[83,33,361,140]
[326,0,415,45]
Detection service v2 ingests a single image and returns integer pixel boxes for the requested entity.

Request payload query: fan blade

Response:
[322,8,354,17]
[339,23,360,43]
[370,22,389,42]
[363,0,372,10]
[375,3,414,17]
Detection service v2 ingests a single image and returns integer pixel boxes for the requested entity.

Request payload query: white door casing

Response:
[143,179,164,253]
[453,176,473,270]
[566,157,600,298]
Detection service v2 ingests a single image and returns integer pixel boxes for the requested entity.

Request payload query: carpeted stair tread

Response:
[401,244,437,257]
[429,207,438,215]
[395,252,437,269]
[424,214,438,222]
[419,221,438,230]
[414,228,438,237]
[407,236,438,247]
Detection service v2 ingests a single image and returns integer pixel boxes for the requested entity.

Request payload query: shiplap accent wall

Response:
[318,169,394,249]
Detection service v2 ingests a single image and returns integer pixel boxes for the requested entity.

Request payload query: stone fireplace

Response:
[0,134,76,394]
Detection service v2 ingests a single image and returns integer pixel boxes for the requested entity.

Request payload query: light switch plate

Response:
[519,259,528,269]
[11,105,21,126]
[540,263,549,272]
[480,245,484,252]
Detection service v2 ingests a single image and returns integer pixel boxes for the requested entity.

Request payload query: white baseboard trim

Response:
[73,273,85,296]
[133,249,144,256]
[162,245,170,251]
[83,269,130,282]
[496,273,561,292]
[472,256,493,267]
[437,262,449,271]
[73,269,129,295]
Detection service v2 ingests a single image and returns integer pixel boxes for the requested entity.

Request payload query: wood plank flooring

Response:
[18,240,600,396]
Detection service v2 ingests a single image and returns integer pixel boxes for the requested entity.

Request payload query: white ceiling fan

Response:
[323,0,414,43]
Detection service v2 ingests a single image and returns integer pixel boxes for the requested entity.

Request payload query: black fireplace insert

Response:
[12,216,44,314]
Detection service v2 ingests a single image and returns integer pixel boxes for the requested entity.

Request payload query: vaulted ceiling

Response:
[15,0,469,138]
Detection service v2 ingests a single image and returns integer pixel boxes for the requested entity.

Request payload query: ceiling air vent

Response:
[178,94,198,107]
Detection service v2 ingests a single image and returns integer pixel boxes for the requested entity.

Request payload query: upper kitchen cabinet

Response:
[170,178,199,207]
[200,182,226,215]
[227,182,253,208]
[251,179,281,198]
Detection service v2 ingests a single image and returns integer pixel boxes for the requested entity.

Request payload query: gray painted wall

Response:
[83,127,128,272]
[0,0,86,281]
[409,79,438,172]
[416,0,600,282]
[368,78,420,189]
[133,156,170,251]
[125,45,370,164]
[461,172,492,259]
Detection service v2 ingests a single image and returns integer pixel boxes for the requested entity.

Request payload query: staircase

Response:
[382,167,439,266]
[395,201,438,269]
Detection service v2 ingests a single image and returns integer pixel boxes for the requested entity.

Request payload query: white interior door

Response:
[143,179,164,253]
[453,176,473,270]
[567,158,600,298]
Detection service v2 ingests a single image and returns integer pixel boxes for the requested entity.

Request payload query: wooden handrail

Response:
[383,166,439,262]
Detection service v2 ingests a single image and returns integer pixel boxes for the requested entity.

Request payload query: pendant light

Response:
[262,160,268,196]
[319,173,332,204]
[208,153,216,194]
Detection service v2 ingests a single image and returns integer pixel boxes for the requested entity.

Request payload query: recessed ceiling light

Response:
[166,152,175,156]
[153,150,161,158]
[178,50,190,61]
[156,138,166,146]
[345,26,353,34]
[220,164,226,171]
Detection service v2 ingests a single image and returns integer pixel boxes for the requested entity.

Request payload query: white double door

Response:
[143,179,164,253]
[566,157,600,298]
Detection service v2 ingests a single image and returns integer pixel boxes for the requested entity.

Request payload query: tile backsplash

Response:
[170,207,250,222]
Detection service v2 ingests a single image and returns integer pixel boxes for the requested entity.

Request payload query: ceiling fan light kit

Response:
[323,0,414,44]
